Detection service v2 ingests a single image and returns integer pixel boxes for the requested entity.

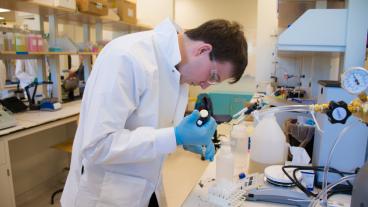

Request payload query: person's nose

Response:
[199,82,210,89]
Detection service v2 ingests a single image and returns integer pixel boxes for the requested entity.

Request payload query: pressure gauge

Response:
[341,67,368,94]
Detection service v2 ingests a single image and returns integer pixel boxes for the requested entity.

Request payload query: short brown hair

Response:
[185,19,248,83]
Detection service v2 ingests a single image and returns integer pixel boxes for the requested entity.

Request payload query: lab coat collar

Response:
[153,18,181,68]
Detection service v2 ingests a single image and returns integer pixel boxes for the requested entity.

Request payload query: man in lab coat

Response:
[61,18,248,207]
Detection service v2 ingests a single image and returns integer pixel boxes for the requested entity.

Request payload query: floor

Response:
[18,124,232,207]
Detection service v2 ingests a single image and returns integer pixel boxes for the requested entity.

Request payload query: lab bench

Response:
[0,100,80,207]
[182,147,352,207]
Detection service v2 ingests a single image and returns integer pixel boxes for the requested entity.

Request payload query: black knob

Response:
[326,101,351,124]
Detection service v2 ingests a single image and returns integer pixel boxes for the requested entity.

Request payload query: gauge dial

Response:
[342,67,368,94]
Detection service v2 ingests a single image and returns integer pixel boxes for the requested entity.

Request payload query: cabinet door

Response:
[0,165,15,207]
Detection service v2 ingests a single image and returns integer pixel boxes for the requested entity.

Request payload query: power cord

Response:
[281,165,356,198]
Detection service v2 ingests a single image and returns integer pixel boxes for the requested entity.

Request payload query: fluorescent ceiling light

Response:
[0,8,11,13]
[0,17,4,20]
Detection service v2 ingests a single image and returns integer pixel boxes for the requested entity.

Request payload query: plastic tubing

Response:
[308,174,356,207]
[320,119,360,206]
[251,105,323,132]
[252,105,311,121]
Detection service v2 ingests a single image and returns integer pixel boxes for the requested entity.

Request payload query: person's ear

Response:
[196,43,212,56]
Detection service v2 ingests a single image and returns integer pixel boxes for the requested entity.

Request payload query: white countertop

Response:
[182,150,351,207]
[0,100,81,137]
[182,120,351,207]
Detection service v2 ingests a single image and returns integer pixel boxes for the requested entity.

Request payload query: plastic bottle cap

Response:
[196,120,203,126]
[239,172,246,179]
[199,109,209,118]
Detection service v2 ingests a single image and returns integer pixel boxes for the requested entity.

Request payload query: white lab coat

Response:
[61,19,189,207]
[15,59,38,89]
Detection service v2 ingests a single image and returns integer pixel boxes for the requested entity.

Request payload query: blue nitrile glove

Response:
[183,143,215,161]
[175,110,217,146]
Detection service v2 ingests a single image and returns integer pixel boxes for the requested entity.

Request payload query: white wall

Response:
[137,0,174,27]
[174,0,258,98]
[175,0,257,77]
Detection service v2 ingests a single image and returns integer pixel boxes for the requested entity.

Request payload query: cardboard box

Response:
[54,0,76,10]
[76,0,108,16]
[106,0,117,8]
[31,0,76,10]
[116,0,136,24]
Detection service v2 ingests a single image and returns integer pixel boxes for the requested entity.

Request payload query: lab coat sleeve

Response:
[79,50,177,165]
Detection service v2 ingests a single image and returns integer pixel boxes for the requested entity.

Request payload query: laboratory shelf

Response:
[0,51,76,55]
[0,51,99,57]
[0,0,152,32]
[0,0,75,17]
[78,52,99,55]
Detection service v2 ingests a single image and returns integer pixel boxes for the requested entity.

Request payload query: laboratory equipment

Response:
[196,109,209,126]
[25,81,61,111]
[0,106,17,130]
[341,67,368,94]
[62,77,79,101]
[230,124,248,154]
[232,101,263,121]
[264,165,302,187]
[175,110,217,146]
[196,109,209,160]
[0,96,27,113]
[312,81,368,186]
[246,187,310,207]
[249,113,287,174]
[216,141,234,186]
[351,163,368,207]
[309,174,356,207]
[207,173,262,207]
[230,124,249,169]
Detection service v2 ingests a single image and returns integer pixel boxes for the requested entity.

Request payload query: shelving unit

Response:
[0,0,151,103]
[0,0,151,31]
[0,51,98,57]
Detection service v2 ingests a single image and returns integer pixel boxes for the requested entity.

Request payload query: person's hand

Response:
[175,110,217,146]
[183,142,215,161]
